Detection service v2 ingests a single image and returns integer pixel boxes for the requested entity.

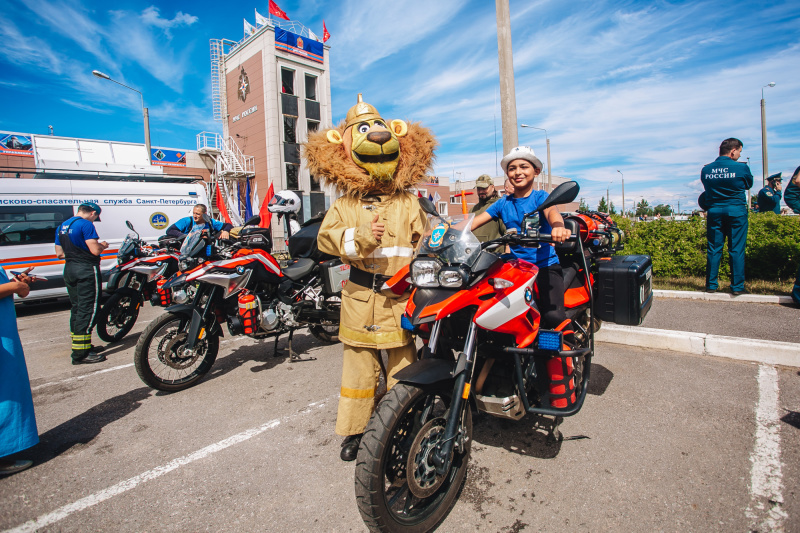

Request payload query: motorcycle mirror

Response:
[125,220,134,231]
[202,213,213,225]
[243,215,261,227]
[418,197,439,217]
[535,181,581,213]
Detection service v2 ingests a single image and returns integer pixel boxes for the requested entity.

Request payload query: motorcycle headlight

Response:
[438,267,467,288]
[173,289,189,304]
[411,259,441,288]
[179,258,192,272]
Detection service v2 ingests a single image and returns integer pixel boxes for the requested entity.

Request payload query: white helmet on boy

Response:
[267,190,301,214]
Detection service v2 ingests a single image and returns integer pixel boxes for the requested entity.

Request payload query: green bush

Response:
[612,213,800,282]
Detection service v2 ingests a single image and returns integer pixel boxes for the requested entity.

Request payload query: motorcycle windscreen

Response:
[180,227,206,257]
[415,212,481,268]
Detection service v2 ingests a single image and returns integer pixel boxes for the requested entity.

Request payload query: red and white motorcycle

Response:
[354,181,652,532]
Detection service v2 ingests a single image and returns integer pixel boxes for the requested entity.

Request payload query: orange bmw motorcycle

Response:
[355,182,652,532]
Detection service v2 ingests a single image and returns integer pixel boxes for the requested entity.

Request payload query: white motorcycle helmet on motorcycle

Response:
[267,190,301,214]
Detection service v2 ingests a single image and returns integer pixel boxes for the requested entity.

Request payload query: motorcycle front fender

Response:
[164,303,195,315]
[112,287,142,304]
[106,268,122,293]
[392,358,455,387]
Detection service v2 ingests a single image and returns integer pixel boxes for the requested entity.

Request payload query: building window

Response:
[305,74,317,101]
[286,163,299,190]
[283,116,297,143]
[450,196,458,204]
[281,68,294,95]
[438,202,448,215]
[307,120,319,134]
[0,206,74,246]
[310,174,321,192]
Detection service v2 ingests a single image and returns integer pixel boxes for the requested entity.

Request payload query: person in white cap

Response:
[471,146,571,328]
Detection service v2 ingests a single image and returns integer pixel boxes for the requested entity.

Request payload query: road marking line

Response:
[31,364,134,391]
[4,399,329,533]
[745,364,787,531]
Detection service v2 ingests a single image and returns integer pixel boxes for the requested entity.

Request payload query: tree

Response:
[597,196,608,213]
[579,197,589,211]
[609,201,617,215]
[635,199,652,217]
[653,204,673,216]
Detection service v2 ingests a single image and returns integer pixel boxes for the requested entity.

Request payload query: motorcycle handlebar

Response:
[481,232,577,249]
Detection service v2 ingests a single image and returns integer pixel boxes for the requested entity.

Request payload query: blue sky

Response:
[2,0,799,212]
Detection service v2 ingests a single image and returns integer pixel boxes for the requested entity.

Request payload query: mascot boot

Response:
[305,94,437,461]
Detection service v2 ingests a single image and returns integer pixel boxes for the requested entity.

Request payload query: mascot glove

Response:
[354,223,380,257]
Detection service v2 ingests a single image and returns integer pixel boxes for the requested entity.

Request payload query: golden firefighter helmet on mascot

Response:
[304,93,436,197]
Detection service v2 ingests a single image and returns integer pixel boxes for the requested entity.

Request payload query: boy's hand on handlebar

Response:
[219,230,230,240]
[550,227,572,243]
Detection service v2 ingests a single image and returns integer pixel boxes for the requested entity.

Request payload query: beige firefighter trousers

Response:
[335,342,416,436]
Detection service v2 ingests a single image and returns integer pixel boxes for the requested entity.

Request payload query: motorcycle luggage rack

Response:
[502,346,592,417]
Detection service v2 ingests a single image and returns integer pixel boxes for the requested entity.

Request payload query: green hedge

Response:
[612,213,800,281]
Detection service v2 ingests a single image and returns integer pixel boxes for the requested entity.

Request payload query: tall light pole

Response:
[760,82,776,188]
[617,170,625,218]
[495,0,518,156]
[92,70,151,162]
[520,124,551,192]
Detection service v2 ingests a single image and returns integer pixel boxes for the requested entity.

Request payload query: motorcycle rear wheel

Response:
[308,324,339,343]
[355,383,471,533]
[96,289,141,343]
[134,312,219,392]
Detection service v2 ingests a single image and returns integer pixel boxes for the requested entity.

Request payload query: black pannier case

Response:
[594,254,653,325]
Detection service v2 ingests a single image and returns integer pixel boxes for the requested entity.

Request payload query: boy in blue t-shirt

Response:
[471,146,571,328]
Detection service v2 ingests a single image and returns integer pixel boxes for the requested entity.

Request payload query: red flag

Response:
[259,182,275,228]
[417,190,423,198]
[215,183,232,224]
[323,20,330,43]
[269,0,290,20]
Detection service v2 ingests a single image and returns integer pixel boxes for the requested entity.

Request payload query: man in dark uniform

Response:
[757,173,782,214]
[470,175,505,242]
[55,202,108,364]
[784,165,800,304]
[700,138,753,295]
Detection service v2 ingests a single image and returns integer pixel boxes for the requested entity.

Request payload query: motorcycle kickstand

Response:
[272,334,282,358]
[288,329,316,362]
[546,416,564,445]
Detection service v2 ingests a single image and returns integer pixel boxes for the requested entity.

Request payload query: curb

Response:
[596,324,800,368]
[654,289,795,305]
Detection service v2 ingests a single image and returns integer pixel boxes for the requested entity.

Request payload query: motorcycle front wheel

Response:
[96,289,141,343]
[134,312,219,392]
[355,383,472,533]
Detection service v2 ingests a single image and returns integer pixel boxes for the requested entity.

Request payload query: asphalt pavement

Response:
[0,294,798,532]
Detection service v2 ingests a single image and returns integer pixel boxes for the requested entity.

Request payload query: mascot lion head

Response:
[303,94,437,197]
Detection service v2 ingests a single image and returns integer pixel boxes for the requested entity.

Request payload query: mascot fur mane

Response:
[303,121,438,198]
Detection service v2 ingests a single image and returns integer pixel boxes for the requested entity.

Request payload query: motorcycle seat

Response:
[282,258,316,280]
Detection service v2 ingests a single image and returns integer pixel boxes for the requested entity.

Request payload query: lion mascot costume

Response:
[305,94,437,461]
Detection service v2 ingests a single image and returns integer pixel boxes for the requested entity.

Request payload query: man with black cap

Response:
[470,174,505,242]
[55,202,108,364]
[757,173,782,214]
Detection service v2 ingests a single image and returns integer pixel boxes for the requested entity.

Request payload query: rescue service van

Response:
[0,177,208,302]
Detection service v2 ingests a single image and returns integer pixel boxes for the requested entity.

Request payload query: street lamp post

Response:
[520,124,551,192]
[760,82,776,188]
[92,70,151,162]
[617,170,625,218]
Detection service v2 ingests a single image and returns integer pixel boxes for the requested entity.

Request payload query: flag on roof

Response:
[269,0,290,20]
[244,18,256,36]
[323,20,331,43]
[255,9,269,26]
[308,28,320,42]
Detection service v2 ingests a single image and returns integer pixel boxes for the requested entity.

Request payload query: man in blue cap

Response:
[757,173,782,214]
[700,138,753,295]
[55,202,109,364]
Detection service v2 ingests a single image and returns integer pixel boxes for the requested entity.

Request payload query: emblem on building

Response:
[238,67,250,103]
[296,37,304,50]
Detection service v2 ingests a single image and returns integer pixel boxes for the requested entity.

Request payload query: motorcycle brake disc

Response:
[406,417,448,498]
[160,332,202,370]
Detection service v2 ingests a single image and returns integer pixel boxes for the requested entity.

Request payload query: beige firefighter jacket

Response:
[318,192,425,349]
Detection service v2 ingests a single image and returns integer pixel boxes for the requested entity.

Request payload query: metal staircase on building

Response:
[197,132,255,223]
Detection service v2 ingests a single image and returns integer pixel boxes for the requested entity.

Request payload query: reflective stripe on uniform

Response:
[86,266,101,332]
[369,246,414,259]
[340,386,375,399]
[344,227,358,259]
[339,324,410,346]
